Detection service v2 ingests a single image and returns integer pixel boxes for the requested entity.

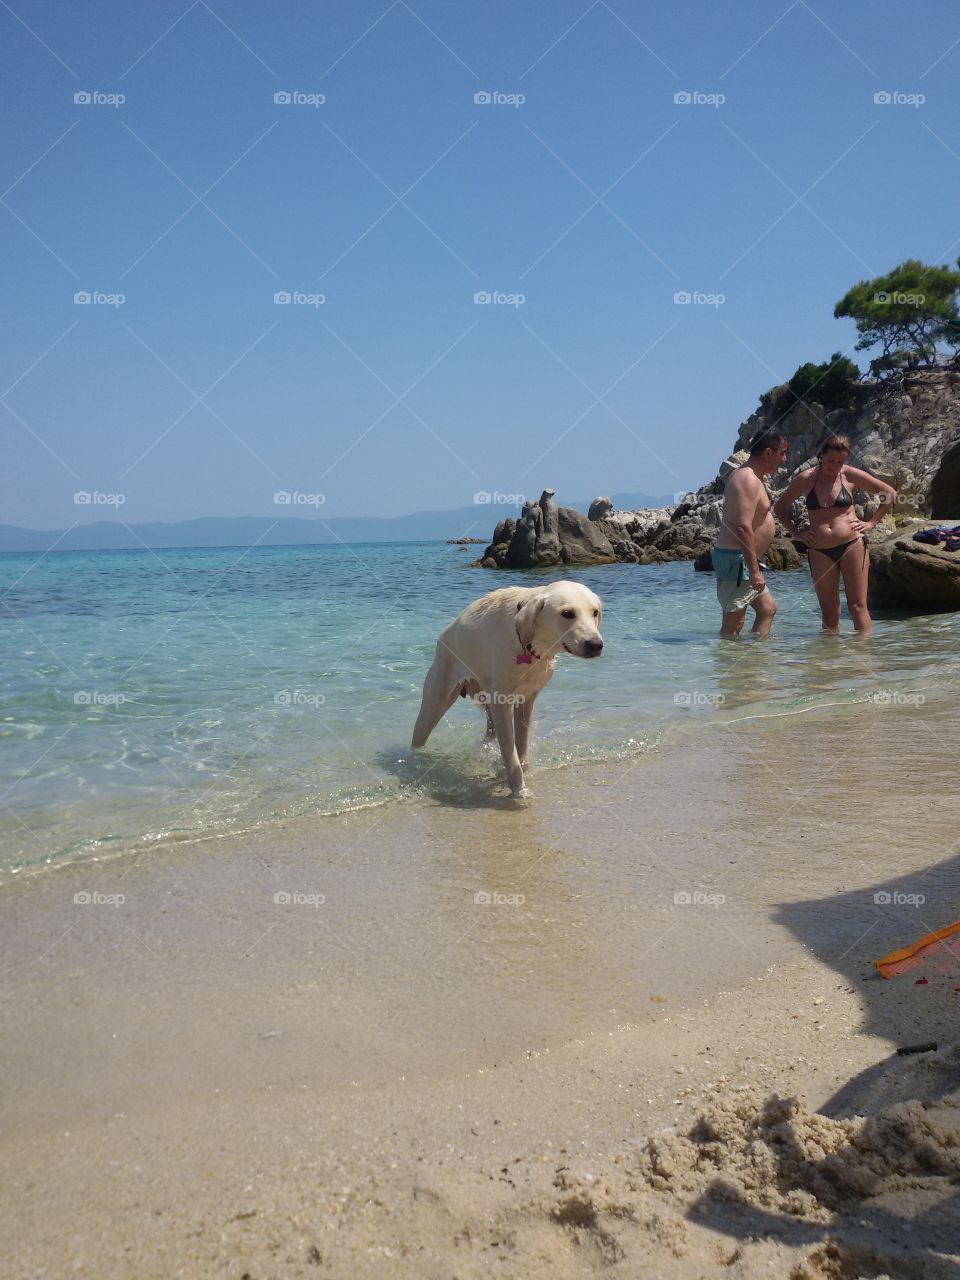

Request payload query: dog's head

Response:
[516,581,603,658]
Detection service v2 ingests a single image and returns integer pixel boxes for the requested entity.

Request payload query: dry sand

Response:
[2,691,959,1278]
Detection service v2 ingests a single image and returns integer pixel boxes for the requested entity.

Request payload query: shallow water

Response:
[1,540,957,878]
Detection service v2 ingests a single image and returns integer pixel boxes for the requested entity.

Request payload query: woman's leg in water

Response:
[808,548,842,632]
[840,538,871,634]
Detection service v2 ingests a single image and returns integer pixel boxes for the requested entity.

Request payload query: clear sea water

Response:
[2,540,957,879]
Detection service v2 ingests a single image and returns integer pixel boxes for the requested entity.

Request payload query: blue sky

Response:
[3,0,959,529]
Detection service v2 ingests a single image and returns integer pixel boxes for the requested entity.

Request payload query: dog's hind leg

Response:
[411,653,461,748]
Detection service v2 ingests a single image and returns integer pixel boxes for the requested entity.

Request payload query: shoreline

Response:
[4,631,952,888]
[2,688,959,1275]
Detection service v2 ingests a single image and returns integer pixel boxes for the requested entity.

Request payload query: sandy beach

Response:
[2,688,958,1278]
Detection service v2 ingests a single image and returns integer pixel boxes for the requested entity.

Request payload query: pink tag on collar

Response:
[516,652,533,664]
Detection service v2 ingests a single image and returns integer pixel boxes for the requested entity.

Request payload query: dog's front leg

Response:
[490,697,526,797]
[513,690,537,768]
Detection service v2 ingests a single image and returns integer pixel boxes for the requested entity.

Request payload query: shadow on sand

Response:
[685,854,960,1277]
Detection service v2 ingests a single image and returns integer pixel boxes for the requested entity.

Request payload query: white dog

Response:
[411,581,604,797]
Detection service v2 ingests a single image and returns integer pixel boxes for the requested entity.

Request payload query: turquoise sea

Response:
[1,540,957,879]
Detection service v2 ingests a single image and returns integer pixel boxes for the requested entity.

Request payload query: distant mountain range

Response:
[0,492,676,554]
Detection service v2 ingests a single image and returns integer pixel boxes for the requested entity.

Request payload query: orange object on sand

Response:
[874,920,960,979]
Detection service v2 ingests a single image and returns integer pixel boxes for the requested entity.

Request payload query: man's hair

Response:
[748,428,787,458]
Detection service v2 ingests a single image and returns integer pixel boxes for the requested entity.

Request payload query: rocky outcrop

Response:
[867,521,960,613]
[476,489,616,568]
[474,368,960,580]
[735,366,960,513]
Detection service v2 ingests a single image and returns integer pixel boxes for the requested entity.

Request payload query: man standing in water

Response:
[713,428,788,638]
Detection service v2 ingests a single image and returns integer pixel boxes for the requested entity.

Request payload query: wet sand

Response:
[2,690,959,1277]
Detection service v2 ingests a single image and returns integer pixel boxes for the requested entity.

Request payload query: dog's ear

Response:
[516,595,546,650]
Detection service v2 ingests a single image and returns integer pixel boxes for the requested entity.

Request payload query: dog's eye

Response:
[593,609,599,618]
[561,609,576,619]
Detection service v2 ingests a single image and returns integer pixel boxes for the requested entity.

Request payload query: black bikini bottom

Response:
[809,537,864,566]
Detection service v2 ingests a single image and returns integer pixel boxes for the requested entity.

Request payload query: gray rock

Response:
[868,521,960,613]
[930,438,960,517]
[588,497,613,521]
[556,504,616,564]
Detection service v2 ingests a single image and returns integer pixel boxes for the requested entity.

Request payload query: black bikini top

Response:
[806,468,854,511]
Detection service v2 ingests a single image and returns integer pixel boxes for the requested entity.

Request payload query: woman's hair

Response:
[818,433,851,458]
[748,427,787,457]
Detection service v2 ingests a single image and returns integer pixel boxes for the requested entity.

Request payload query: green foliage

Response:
[788,352,860,412]
[760,353,860,418]
[834,258,960,376]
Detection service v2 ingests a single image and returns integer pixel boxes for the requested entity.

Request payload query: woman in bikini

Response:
[775,434,897,635]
